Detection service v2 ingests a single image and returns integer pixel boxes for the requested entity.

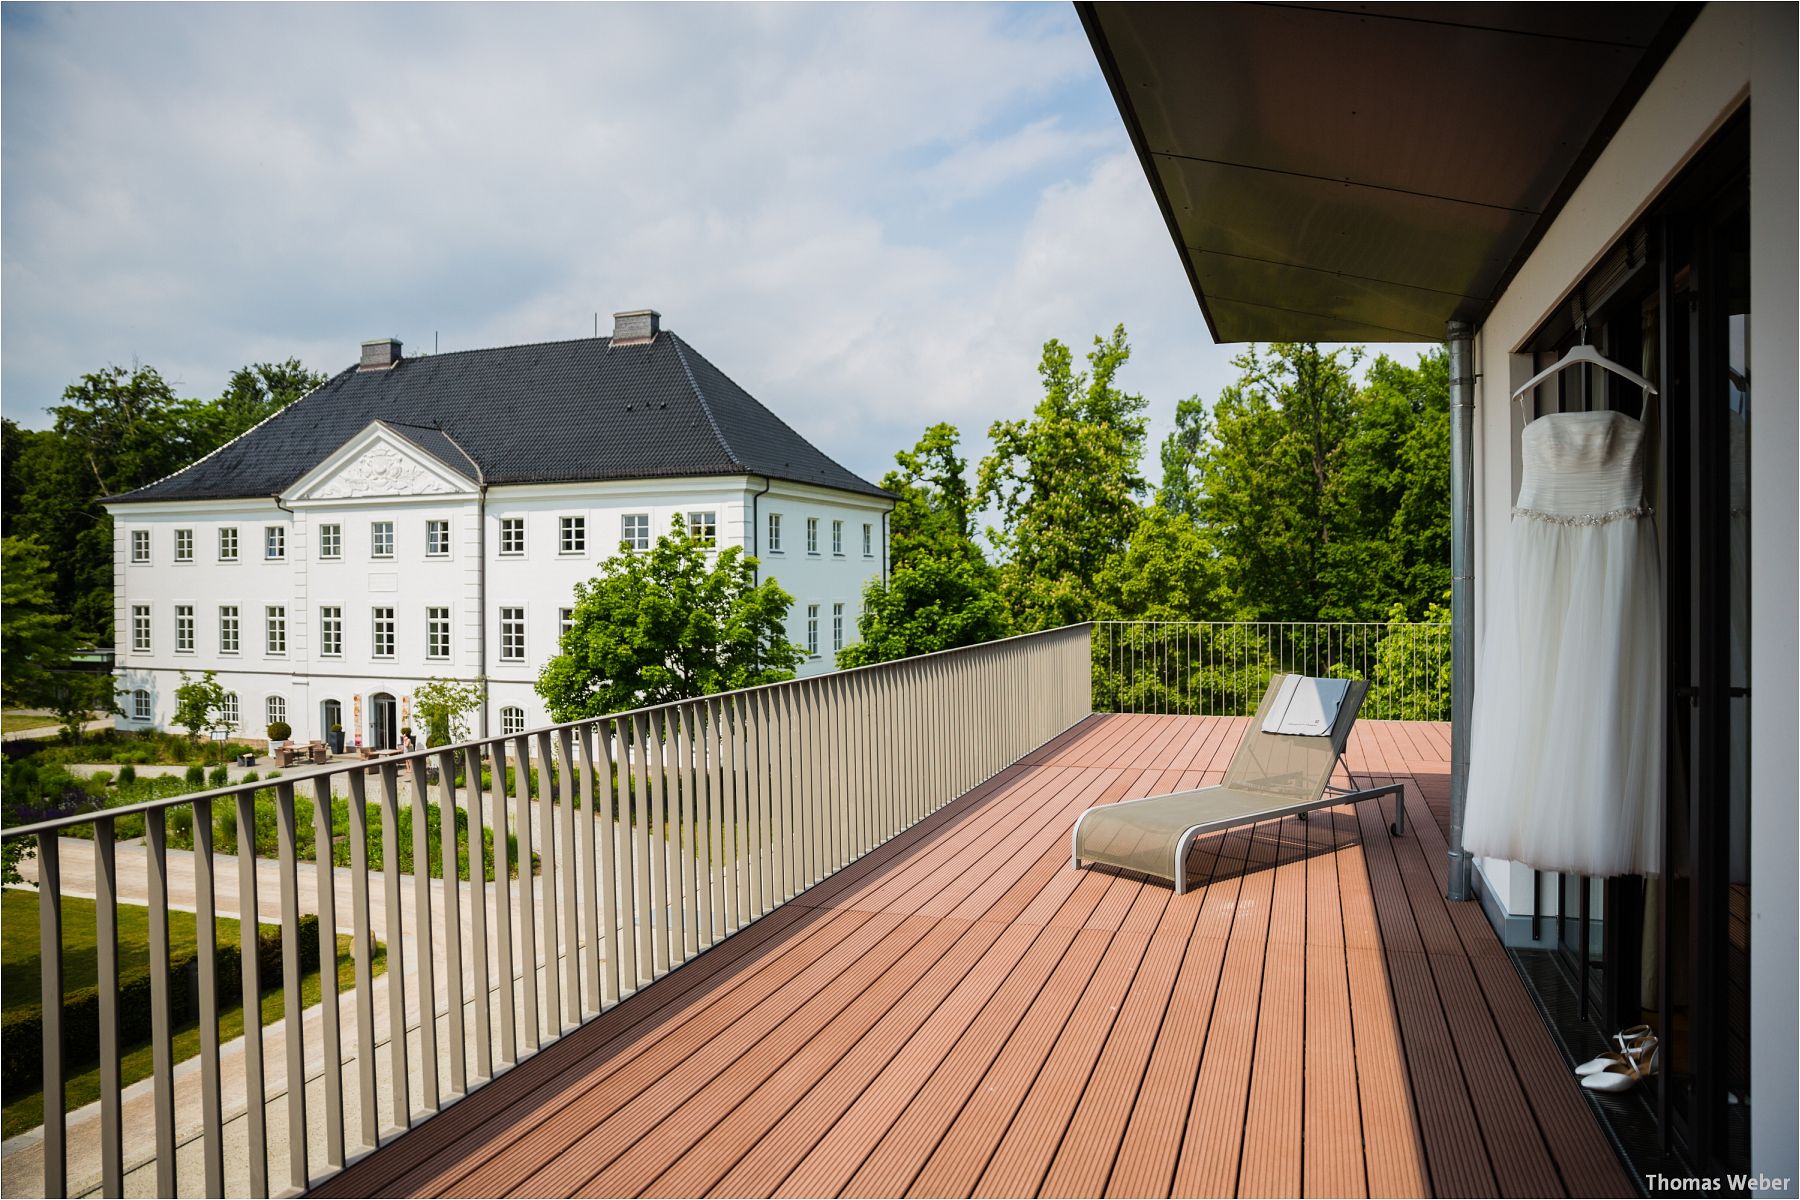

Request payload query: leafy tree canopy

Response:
[536,517,802,720]
[979,325,1148,631]
[1,536,77,707]
[413,676,487,747]
[839,424,1010,668]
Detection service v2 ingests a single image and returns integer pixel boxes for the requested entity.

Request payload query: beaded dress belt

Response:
[1510,503,1653,526]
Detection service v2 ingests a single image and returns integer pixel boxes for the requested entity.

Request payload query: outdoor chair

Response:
[1071,674,1407,893]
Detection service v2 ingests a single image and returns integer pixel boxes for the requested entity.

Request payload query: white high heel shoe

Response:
[1582,1039,1658,1093]
[1575,1025,1654,1076]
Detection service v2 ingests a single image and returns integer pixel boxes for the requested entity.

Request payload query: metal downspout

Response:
[1446,320,1476,901]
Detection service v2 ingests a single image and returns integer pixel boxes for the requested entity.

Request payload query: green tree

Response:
[1193,343,1360,621]
[979,325,1148,630]
[413,676,487,747]
[210,358,327,443]
[1155,395,1207,517]
[537,516,802,719]
[171,669,230,756]
[1,537,76,708]
[838,424,1010,667]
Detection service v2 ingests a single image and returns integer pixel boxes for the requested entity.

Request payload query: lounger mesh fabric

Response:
[1073,676,1370,883]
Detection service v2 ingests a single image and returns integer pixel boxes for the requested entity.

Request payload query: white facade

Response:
[108,422,890,747]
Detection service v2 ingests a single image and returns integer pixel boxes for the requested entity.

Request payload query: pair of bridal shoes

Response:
[1577,1026,1658,1092]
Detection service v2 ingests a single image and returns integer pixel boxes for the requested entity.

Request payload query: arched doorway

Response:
[321,699,343,751]
[370,692,397,750]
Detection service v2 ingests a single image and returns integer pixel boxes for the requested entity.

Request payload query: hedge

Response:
[1,914,320,1099]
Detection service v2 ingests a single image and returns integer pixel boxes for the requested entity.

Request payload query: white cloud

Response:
[2,2,1423,490]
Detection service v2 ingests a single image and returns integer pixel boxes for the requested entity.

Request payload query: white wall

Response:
[1468,4,1795,1183]
[109,474,891,745]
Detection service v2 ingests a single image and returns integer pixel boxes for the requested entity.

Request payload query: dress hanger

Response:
[1512,313,1658,415]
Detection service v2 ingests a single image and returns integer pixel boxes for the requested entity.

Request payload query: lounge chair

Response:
[1071,674,1406,894]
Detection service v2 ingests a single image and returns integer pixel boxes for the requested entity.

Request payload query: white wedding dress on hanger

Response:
[1462,408,1663,878]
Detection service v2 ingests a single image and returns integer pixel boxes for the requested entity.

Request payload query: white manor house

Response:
[104,310,893,749]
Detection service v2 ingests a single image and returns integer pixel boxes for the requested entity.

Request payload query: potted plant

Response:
[267,720,293,746]
[400,725,414,751]
[329,723,345,754]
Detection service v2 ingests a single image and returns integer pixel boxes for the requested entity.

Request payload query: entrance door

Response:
[321,698,342,739]
[371,692,398,750]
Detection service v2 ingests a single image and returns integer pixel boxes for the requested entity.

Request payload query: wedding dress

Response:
[1462,408,1663,878]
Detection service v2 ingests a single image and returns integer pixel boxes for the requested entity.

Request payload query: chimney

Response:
[359,338,403,370]
[610,309,661,345]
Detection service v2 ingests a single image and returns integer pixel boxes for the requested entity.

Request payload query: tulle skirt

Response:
[1462,511,1663,877]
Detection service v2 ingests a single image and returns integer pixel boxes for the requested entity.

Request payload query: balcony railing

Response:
[1093,619,1452,721]
[0,624,1092,1199]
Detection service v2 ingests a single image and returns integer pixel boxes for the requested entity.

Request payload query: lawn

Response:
[0,711,63,734]
[0,890,385,1138]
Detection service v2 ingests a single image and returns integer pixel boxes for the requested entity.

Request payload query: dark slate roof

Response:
[109,331,890,503]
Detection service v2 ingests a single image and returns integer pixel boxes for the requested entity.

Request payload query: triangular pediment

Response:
[286,422,477,503]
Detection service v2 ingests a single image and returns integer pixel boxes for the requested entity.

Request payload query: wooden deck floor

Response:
[316,714,1633,1199]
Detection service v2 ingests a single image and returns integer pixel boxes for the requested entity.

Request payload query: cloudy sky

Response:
[3,2,1422,487]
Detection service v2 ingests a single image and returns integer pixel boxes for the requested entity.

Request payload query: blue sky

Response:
[2,2,1422,488]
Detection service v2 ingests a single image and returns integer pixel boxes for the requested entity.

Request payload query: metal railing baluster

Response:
[312,776,345,1168]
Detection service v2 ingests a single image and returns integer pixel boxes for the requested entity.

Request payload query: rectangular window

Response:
[175,605,194,653]
[500,607,525,662]
[265,605,287,655]
[832,520,844,556]
[218,527,239,562]
[767,513,783,552]
[559,607,574,639]
[687,511,717,547]
[371,520,394,559]
[318,523,342,560]
[560,515,586,553]
[426,519,450,557]
[622,513,649,551]
[427,606,451,660]
[132,690,152,722]
[371,607,395,658]
[174,529,193,562]
[806,604,820,657]
[265,525,286,561]
[833,602,844,651]
[806,517,819,554]
[319,606,343,657]
[863,523,874,557]
[131,529,150,563]
[219,606,240,654]
[499,517,525,556]
[131,604,152,653]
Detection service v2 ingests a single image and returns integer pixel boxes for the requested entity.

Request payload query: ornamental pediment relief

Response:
[313,444,461,498]
[287,423,476,503]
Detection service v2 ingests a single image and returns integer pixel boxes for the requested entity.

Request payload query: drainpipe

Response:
[748,475,772,582]
[437,430,490,738]
[1445,320,1476,902]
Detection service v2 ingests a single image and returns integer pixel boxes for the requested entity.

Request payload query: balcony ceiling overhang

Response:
[1079,2,1698,343]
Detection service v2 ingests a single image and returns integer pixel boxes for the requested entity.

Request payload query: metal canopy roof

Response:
[1080,3,1695,343]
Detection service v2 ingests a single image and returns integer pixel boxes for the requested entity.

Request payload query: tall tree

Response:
[1,536,77,707]
[1192,343,1359,621]
[837,424,1009,667]
[1193,342,1448,621]
[1156,395,1207,517]
[536,516,801,719]
[210,358,327,443]
[978,325,1149,630]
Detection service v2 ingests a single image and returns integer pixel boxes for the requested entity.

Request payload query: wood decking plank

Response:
[325,715,1636,1200]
